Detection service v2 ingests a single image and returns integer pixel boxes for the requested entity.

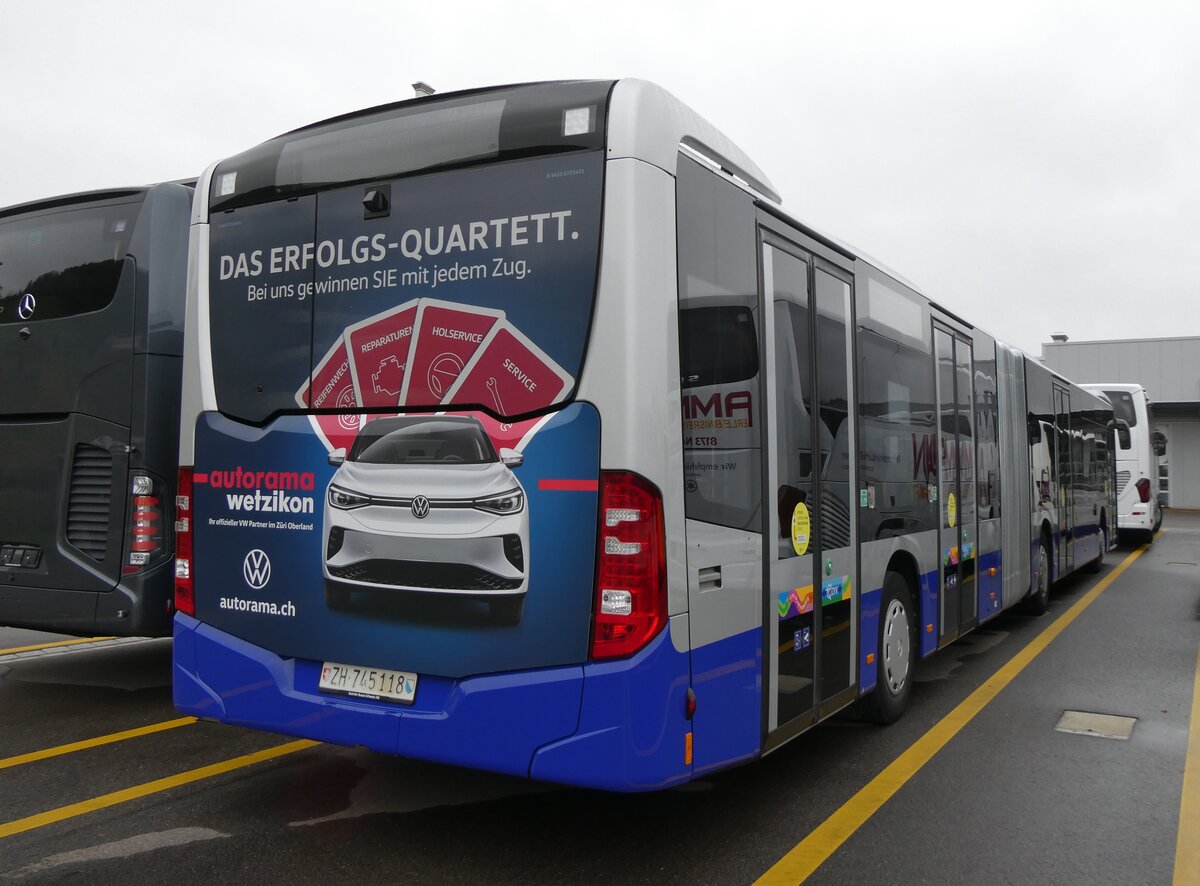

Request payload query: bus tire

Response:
[1023,539,1051,615]
[1153,507,1163,534]
[866,572,914,724]
[489,596,524,626]
[1084,527,1106,574]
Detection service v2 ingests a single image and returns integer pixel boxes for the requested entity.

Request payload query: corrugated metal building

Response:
[1040,336,1200,508]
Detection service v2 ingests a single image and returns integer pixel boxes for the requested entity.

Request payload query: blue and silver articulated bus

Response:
[173,80,1116,790]
[0,184,191,637]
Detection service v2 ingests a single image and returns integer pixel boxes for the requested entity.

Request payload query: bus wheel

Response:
[1084,527,1106,574]
[866,572,914,724]
[1024,541,1050,615]
[489,596,524,626]
[1153,507,1163,533]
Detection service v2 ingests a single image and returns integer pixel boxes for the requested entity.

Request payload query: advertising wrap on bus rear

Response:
[195,151,605,678]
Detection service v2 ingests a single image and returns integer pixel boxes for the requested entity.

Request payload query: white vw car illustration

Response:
[322,415,529,624]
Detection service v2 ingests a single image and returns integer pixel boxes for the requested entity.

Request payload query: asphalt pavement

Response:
[1,514,1197,884]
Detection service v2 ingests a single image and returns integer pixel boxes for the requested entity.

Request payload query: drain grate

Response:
[1054,710,1137,740]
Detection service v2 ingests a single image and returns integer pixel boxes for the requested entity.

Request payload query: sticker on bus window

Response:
[299,337,360,451]
[777,585,814,619]
[443,321,573,416]
[399,300,504,407]
[344,299,420,407]
[791,503,811,557]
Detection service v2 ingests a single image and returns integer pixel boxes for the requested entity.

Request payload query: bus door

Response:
[1054,385,1073,575]
[762,233,857,745]
[933,325,977,645]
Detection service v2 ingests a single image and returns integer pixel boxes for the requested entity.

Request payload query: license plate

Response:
[318,661,417,704]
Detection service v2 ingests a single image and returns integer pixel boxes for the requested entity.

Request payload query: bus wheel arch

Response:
[1024,524,1053,615]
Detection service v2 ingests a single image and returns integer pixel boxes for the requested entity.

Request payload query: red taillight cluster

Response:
[1136,478,1152,503]
[175,467,195,616]
[590,471,666,660]
[132,496,161,551]
[123,474,164,574]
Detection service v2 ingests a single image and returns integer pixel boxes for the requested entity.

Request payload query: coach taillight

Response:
[123,473,165,574]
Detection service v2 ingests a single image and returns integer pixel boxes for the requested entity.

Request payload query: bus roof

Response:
[196,79,782,217]
[0,188,146,220]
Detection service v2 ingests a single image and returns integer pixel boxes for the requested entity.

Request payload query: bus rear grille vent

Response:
[1116,470,1131,496]
[66,444,114,562]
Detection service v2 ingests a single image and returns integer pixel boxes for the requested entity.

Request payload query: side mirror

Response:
[328,448,346,467]
[499,447,523,469]
[1152,431,1167,457]
[1109,420,1130,450]
[1027,417,1041,445]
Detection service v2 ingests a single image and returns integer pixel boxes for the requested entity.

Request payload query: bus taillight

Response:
[1136,477,1152,503]
[590,471,666,660]
[175,467,195,617]
[124,474,164,574]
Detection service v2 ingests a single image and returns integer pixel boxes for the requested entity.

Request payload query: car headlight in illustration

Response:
[474,488,523,515]
[329,485,369,509]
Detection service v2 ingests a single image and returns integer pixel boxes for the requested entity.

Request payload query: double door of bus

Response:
[1053,385,1074,576]
[933,324,978,645]
[760,230,857,744]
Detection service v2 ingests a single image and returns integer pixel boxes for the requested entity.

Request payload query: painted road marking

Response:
[0,740,319,840]
[0,717,198,771]
[755,544,1148,885]
[1174,644,1200,885]
[0,637,115,656]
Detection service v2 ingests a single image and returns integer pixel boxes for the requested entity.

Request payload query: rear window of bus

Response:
[0,200,138,324]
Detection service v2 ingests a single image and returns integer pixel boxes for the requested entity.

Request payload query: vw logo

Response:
[243,549,272,589]
[17,293,36,320]
[411,495,430,519]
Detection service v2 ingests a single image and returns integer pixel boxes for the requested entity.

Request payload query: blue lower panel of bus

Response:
[174,613,692,792]
[859,567,940,694]
[978,550,1003,623]
[686,627,760,776]
[859,587,882,694]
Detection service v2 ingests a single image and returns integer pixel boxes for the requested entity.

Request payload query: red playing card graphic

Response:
[442,322,573,416]
[344,299,419,407]
[399,300,503,408]
[301,338,361,452]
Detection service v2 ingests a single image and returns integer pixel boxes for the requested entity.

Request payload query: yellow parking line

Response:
[1174,645,1200,885]
[0,739,319,840]
[0,717,197,771]
[755,544,1147,885]
[0,637,115,656]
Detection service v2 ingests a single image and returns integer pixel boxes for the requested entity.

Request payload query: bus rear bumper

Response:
[173,614,692,791]
[1120,506,1155,535]
[0,564,174,638]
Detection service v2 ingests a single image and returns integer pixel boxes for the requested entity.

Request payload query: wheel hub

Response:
[882,599,910,694]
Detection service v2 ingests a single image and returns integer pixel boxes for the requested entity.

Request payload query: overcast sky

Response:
[4,0,1197,354]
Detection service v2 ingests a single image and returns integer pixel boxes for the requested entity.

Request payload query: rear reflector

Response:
[175,467,195,617]
[590,471,666,660]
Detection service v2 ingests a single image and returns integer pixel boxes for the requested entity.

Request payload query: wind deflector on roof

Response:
[209,81,615,212]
